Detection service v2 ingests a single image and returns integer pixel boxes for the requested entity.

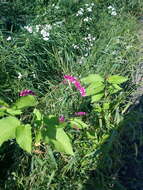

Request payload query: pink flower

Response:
[64,75,86,97]
[75,112,87,116]
[59,115,65,123]
[20,89,35,96]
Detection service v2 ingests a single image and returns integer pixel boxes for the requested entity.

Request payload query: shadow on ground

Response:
[84,96,143,190]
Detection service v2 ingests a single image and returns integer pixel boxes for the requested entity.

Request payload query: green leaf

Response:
[107,75,128,84]
[109,84,122,94]
[82,74,104,84]
[86,82,105,96]
[0,117,20,146]
[16,124,32,153]
[69,118,88,129]
[12,95,37,110]
[33,109,42,120]
[44,115,66,128]
[103,103,110,110]
[91,93,104,103]
[6,108,22,115]
[42,120,74,155]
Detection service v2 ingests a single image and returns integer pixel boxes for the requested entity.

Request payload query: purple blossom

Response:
[20,89,35,96]
[75,112,87,116]
[64,75,86,97]
[59,115,65,123]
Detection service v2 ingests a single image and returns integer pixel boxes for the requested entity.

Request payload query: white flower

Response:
[84,53,88,57]
[45,24,52,30]
[32,72,36,78]
[7,36,11,41]
[126,45,133,50]
[80,8,84,12]
[18,72,22,79]
[73,44,79,49]
[91,3,94,6]
[87,7,92,12]
[83,17,92,22]
[108,5,113,9]
[112,50,118,55]
[111,11,117,16]
[79,57,85,64]
[43,37,49,41]
[24,26,33,33]
[55,5,60,9]
[41,29,50,37]
[54,21,63,25]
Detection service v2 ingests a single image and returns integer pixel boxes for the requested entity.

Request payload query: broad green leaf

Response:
[82,74,104,84]
[109,84,122,94]
[12,95,37,110]
[86,82,105,96]
[69,118,88,129]
[44,115,66,128]
[16,124,32,153]
[6,108,22,115]
[51,128,74,155]
[0,116,20,146]
[91,93,104,103]
[42,122,74,155]
[107,75,128,84]
[33,109,42,120]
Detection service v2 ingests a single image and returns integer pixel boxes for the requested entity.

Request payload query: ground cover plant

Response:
[0,0,143,189]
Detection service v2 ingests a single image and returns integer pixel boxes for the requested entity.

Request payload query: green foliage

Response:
[69,118,89,129]
[16,124,32,153]
[82,74,128,102]
[12,95,37,110]
[0,116,20,146]
[107,75,128,84]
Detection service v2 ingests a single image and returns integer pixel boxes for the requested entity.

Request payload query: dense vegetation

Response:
[0,0,143,189]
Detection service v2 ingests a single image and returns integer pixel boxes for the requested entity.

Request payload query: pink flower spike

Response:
[79,87,86,97]
[63,75,86,97]
[20,89,35,96]
[75,112,87,116]
[59,115,65,123]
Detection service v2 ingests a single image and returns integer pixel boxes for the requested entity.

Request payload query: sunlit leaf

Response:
[86,82,105,96]
[0,116,20,146]
[42,119,74,155]
[69,118,88,129]
[82,74,104,84]
[16,124,32,153]
[12,95,37,110]
[91,93,104,102]
[107,75,128,84]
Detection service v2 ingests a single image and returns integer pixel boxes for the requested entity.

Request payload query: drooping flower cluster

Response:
[59,115,65,123]
[64,75,86,97]
[20,89,35,96]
